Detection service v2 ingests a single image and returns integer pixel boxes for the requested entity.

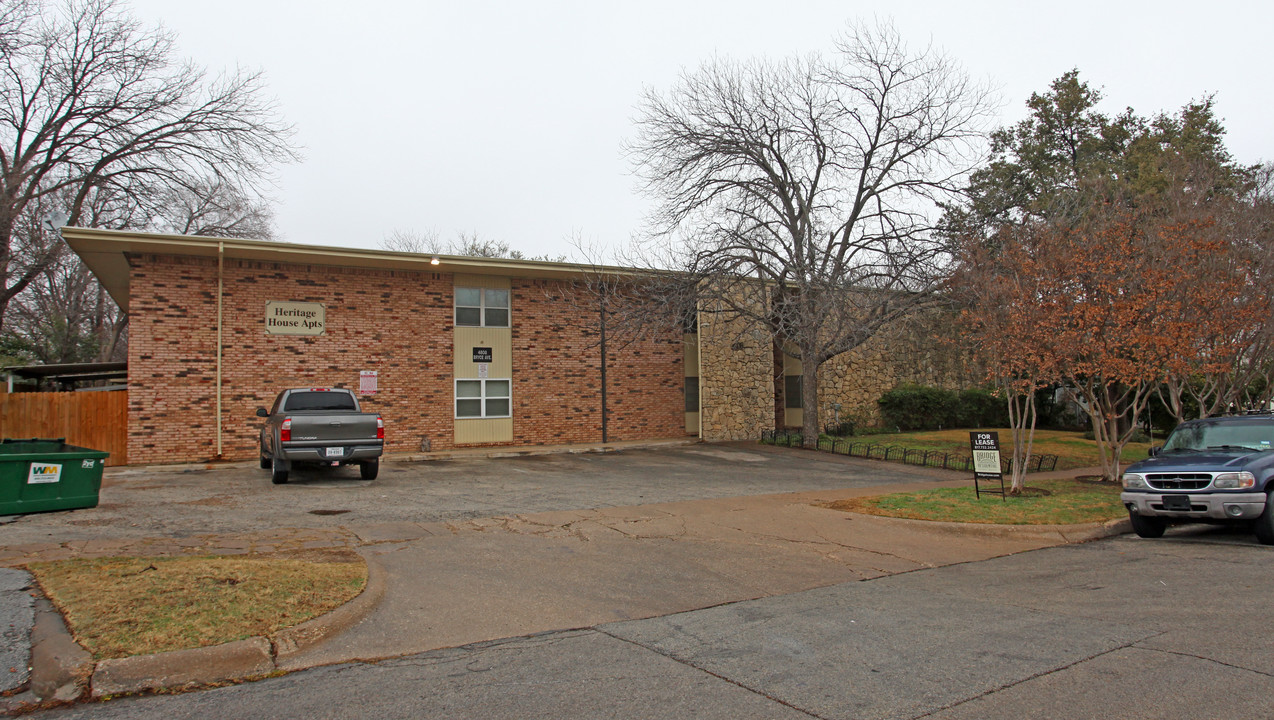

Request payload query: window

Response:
[455,287,510,327]
[456,379,511,418]
[684,376,700,413]
[283,390,357,412]
[784,375,802,409]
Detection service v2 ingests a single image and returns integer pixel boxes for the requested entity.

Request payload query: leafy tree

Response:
[958,205,1258,483]
[951,71,1269,479]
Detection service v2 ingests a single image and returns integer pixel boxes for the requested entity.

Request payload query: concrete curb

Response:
[840,512,1133,544]
[29,597,92,703]
[271,549,387,662]
[14,554,386,705]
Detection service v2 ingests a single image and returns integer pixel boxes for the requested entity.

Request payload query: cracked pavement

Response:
[11,442,1270,718]
[29,535,1274,720]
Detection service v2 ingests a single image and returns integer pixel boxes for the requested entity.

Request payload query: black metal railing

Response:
[760,430,1059,474]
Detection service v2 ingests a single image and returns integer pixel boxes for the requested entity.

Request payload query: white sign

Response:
[360,370,378,395]
[477,363,489,379]
[28,463,62,484]
[265,301,326,336]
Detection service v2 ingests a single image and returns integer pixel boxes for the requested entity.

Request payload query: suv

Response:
[1121,414,1274,544]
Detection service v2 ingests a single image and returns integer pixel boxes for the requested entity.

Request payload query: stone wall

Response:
[698,308,980,441]
[696,304,774,441]
[818,311,979,430]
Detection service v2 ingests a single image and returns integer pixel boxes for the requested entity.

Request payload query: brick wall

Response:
[510,279,685,445]
[126,255,686,465]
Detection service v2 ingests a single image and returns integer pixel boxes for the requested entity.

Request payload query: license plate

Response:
[325,447,343,458]
[1161,494,1191,511]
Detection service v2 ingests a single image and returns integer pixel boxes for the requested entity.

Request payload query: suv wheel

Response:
[360,458,379,480]
[1254,493,1274,545]
[1129,511,1167,539]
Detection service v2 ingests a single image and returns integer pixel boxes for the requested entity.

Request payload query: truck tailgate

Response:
[285,413,381,444]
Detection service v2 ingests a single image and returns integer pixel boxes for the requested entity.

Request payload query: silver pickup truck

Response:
[256,387,384,484]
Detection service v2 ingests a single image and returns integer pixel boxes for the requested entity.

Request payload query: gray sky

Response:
[128,0,1273,259]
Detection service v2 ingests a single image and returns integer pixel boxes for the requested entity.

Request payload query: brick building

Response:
[64,228,973,466]
[65,228,692,465]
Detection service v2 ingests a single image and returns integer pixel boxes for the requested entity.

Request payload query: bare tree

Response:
[149,180,277,240]
[0,0,298,330]
[380,228,567,262]
[628,21,993,443]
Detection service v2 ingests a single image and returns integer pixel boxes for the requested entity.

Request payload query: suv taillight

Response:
[376,417,384,440]
[280,417,292,442]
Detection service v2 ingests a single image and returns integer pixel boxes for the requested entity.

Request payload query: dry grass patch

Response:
[822,478,1126,525]
[28,554,366,660]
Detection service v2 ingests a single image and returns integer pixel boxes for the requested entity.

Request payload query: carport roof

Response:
[61,227,649,312]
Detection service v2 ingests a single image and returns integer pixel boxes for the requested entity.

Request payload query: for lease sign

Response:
[265,301,326,336]
[969,431,1002,480]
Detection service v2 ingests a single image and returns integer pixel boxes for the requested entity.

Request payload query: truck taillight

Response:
[280,417,292,442]
[376,417,384,440]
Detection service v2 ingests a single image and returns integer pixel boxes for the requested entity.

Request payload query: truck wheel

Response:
[360,459,379,480]
[1129,511,1167,539]
[259,443,270,470]
[271,455,289,485]
[1254,493,1274,545]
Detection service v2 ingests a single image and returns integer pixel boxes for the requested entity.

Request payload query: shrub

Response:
[878,384,959,431]
[956,388,1009,428]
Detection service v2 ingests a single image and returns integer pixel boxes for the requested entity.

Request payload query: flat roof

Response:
[61,228,641,311]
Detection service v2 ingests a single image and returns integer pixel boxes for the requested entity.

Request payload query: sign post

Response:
[969,431,1006,500]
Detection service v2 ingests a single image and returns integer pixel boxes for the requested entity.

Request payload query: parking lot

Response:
[0,442,962,546]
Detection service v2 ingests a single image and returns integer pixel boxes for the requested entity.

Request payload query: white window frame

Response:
[455,378,512,419]
[455,287,510,328]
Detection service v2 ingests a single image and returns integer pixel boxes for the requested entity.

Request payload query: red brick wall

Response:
[511,279,685,445]
[126,256,686,464]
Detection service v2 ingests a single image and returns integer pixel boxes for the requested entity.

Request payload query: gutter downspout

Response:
[216,241,224,459]
[600,298,608,444]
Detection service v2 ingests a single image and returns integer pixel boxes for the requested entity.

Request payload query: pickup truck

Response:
[256,387,384,484]
[1121,414,1274,544]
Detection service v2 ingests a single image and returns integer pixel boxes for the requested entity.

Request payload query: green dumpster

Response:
[0,438,109,516]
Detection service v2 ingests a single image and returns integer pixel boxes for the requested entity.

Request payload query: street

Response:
[26,533,1274,720]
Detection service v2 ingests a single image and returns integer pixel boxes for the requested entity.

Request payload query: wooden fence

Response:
[0,392,128,466]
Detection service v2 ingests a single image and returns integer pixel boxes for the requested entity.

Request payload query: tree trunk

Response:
[1004,385,1037,495]
[801,353,820,447]
[772,341,786,432]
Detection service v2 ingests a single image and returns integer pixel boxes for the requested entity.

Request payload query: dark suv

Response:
[1121,414,1274,544]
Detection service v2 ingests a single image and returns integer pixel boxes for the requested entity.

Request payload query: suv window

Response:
[1162,420,1274,453]
[282,391,357,412]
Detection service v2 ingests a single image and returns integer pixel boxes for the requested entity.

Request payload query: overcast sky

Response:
[127,0,1273,259]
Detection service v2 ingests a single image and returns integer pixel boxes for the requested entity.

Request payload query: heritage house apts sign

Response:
[265,301,326,336]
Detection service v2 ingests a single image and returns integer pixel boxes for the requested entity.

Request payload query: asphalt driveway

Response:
[0,442,962,546]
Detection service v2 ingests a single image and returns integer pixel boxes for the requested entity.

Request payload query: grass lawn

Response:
[28,554,366,660]
[824,428,1155,471]
[822,477,1126,525]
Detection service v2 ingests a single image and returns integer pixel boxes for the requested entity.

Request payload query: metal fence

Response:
[759,430,1058,474]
